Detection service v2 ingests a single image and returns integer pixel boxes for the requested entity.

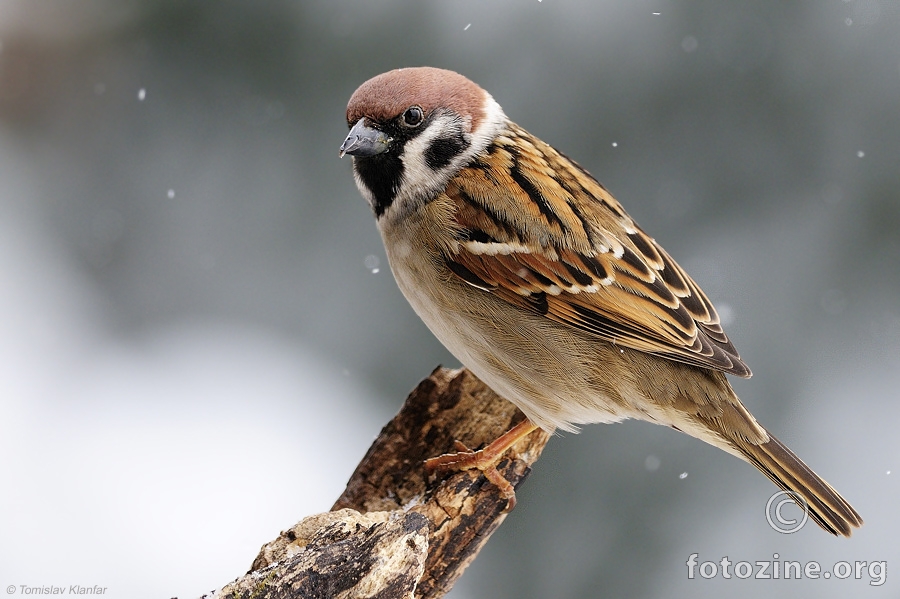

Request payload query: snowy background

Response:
[0,1,898,597]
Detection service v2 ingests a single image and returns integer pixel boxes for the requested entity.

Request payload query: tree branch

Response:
[204,367,549,599]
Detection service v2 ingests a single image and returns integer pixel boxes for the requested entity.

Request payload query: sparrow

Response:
[339,66,862,536]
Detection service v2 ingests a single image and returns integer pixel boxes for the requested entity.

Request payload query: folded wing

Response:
[443,124,751,378]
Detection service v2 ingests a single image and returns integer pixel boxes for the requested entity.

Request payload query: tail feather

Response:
[736,429,862,537]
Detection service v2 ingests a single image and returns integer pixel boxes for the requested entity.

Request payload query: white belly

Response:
[382,234,649,433]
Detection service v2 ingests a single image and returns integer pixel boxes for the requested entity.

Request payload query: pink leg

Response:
[424,419,540,510]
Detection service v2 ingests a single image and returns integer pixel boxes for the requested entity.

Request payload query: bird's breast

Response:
[379,217,648,432]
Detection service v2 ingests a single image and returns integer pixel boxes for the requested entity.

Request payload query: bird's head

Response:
[341,67,505,222]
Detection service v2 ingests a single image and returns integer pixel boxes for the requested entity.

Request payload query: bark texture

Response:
[204,367,550,599]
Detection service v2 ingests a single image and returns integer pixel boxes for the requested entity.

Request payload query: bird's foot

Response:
[424,419,539,511]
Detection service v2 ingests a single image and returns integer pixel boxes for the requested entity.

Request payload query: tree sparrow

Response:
[339,67,862,536]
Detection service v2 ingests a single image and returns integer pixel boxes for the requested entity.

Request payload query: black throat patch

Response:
[351,112,471,219]
[353,153,405,218]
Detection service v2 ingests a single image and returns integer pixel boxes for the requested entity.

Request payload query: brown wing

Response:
[443,123,751,377]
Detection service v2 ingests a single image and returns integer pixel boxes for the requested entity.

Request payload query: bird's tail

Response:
[735,429,863,537]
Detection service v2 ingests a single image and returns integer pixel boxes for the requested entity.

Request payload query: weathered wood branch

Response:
[203,367,549,599]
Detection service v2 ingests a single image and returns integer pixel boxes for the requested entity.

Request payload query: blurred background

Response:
[1,1,898,597]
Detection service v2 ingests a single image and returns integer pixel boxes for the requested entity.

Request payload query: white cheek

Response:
[469,95,505,155]
[398,125,448,199]
[381,96,507,226]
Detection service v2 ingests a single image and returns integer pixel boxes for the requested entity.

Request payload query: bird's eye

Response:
[402,106,424,127]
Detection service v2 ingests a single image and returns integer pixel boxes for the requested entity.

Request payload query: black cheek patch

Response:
[424,134,469,170]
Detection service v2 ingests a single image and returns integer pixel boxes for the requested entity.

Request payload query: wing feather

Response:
[444,123,751,377]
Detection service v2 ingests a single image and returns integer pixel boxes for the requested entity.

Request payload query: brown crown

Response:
[346,67,486,131]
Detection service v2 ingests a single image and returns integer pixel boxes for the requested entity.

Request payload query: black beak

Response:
[340,118,392,158]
